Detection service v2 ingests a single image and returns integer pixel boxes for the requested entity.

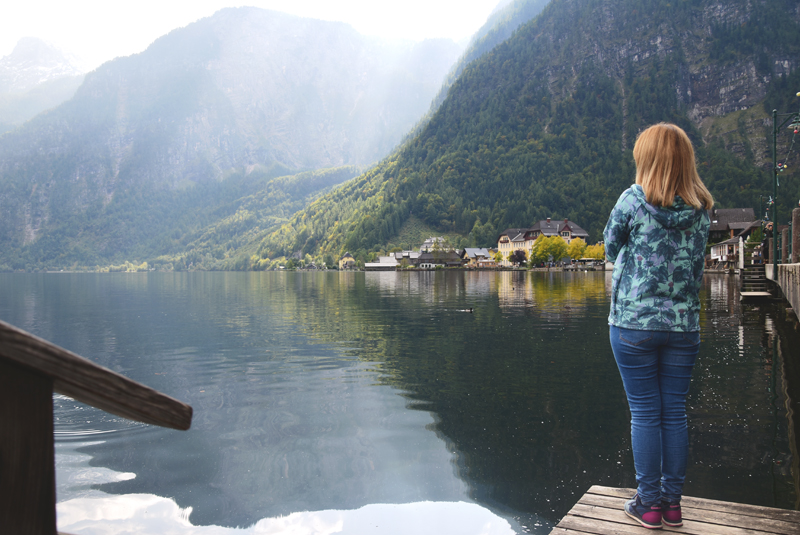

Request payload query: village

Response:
[331,208,774,272]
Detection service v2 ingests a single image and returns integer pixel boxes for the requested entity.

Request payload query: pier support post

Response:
[0,360,56,534]
[793,208,800,264]
[782,228,789,264]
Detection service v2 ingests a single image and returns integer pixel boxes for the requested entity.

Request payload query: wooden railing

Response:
[0,319,193,534]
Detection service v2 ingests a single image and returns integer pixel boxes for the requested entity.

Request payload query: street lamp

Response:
[771,94,800,274]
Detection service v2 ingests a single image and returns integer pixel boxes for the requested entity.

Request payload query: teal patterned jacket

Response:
[604,185,710,332]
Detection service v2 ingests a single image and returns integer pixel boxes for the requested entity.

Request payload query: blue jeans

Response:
[609,325,700,505]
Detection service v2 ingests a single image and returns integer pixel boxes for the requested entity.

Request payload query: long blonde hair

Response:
[633,123,714,209]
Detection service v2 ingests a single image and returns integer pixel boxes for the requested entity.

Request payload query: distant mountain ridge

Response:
[0,37,85,133]
[0,37,83,93]
[0,7,461,270]
[257,0,800,263]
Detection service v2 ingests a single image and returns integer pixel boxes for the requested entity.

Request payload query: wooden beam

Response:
[0,320,192,430]
[0,360,56,534]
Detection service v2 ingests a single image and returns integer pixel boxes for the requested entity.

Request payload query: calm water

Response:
[0,271,797,533]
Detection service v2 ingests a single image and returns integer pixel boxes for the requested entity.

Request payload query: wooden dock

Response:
[550,486,800,535]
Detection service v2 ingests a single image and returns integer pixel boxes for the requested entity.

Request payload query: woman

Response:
[604,123,713,529]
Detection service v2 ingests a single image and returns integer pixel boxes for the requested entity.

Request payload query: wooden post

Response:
[0,319,192,532]
[782,228,789,264]
[793,207,799,263]
[0,360,56,534]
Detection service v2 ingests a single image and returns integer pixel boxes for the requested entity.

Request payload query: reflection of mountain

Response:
[274,272,800,519]
[2,272,796,527]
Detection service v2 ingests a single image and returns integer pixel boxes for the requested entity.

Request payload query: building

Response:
[364,256,399,271]
[420,237,450,252]
[417,251,463,269]
[496,228,528,260]
[338,253,356,270]
[392,250,421,267]
[496,219,589,266]
[461,248,494,268]
[525,218,589,244]
[708,208,757,242]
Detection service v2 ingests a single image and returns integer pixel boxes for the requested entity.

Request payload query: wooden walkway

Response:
[550,486,800,535]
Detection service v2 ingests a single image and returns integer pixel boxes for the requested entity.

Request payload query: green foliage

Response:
[585,243,605,260]
[529,236,568,265]
[567,238,588,260]
[258,0,799,262]
[508,249,528,266]
[0,165,358,271]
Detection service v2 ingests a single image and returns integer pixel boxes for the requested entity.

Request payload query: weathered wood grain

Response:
[590,486,800,522]
[578,493,800,535]
[0,319,192,430]
[552,486,800,535]
[0,360,56,534]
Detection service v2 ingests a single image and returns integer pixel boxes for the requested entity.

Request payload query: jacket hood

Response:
[632,184,704,230]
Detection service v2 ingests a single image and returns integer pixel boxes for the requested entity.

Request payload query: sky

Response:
[1,0,505,72]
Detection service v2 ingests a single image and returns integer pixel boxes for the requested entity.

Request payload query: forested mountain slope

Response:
[259,0,800,263]
[429,0,551,113]
[0,8,460,270]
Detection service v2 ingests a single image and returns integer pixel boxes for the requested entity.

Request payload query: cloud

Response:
[58,495,516,535]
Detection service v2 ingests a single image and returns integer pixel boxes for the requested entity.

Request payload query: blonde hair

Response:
[633,123,714,209]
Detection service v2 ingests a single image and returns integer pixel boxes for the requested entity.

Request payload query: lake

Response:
[0,271,797,534]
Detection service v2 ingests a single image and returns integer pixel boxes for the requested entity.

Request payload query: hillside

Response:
[429,0,551,113]
[0,8,460,271]
[258,0,800,264]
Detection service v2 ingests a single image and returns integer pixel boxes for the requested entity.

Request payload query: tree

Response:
[493,251,505,264]
[532,236,568,264]
[585,243,606,260]
[567,238,587,259]
[529,235,548,264]
[509,249,528,266]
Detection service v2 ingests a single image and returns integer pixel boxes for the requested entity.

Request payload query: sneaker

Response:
[624,493,663,529]
[661,501,682,527]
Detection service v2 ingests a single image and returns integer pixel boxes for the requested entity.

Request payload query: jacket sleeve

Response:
[604,189,633,262]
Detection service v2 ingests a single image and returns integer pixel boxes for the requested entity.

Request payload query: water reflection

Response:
[0,272,796,534]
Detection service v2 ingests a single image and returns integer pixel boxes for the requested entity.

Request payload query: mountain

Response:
[257,0,800,263]
[0,37,83,93]
[430,0,551,112]
[0,37,84,133]
[0,8,460,271]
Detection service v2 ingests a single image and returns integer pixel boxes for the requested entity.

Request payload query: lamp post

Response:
[771,99,800,276]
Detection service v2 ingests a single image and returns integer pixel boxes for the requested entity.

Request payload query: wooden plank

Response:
[568,503,782,535]
[557,514,649,535]
[0,360,56,535]
[577,494,800,535]
[0,319,192,430]
[587,486,800,522]
[550,529,608,535]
